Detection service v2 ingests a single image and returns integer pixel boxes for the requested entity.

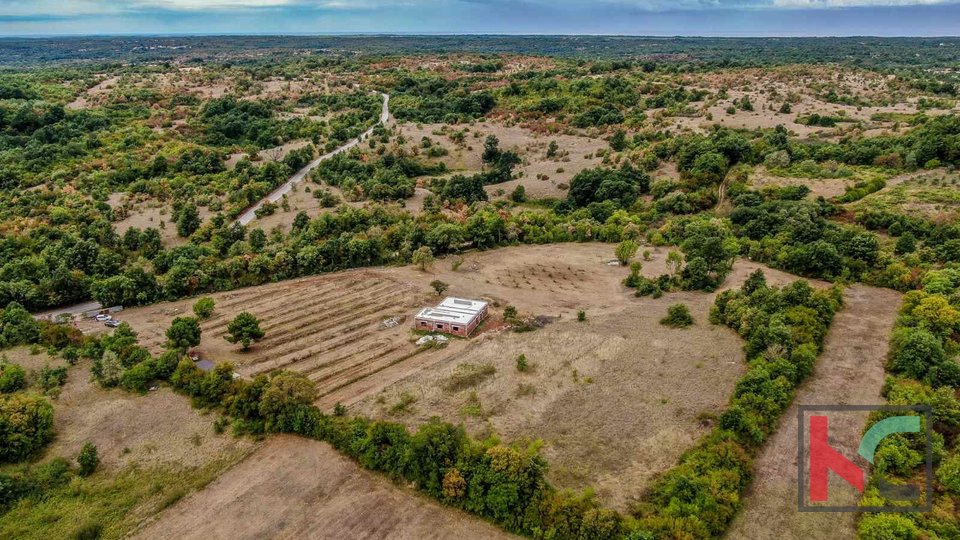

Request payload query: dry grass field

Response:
[394,121,607,200]
[70,242,901,534]
[131,435,517,540]
[727,285,902,540]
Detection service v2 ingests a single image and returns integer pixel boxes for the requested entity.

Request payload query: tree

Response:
[412,246,435,271]
[1,302,40,348]
[0,393,54,462]
[193,297,216,320]
[615,240,639,266]
[166,316,201,351]
[609,129,627,152]
[666,251,684,277]
[482,135,502,164]
[78,442,99,477]
[430,280,449,297]
[0,360,26,393]
[176,205,201,238]
[510,184,527,203]
[895,232,917,255]
[92,350,124,388]
[258,371,318,428]
[226,312,264,351]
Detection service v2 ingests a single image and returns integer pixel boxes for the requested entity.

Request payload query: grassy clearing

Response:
[0,451,247,540]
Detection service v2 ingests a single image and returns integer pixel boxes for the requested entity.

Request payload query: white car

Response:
[95,314,112,322]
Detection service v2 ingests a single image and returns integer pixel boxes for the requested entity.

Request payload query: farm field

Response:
[351,249,830,510]
[78,243,645,406]
[131,435,517,540]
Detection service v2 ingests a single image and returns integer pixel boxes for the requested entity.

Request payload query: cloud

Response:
[2,0,958,17]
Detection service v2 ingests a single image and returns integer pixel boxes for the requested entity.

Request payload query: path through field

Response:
[131,435,517,540]
[726,284,902,540]
[236,92,390,226]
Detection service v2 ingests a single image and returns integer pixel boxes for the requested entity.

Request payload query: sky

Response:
[1,0,959,37]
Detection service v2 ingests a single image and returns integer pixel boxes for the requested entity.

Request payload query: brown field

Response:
[394,121,607,200]
[340,248,827,510]
[727,285,902,540]
[0,345,259,472]
[63,241,904,537]
[131,435,517,540]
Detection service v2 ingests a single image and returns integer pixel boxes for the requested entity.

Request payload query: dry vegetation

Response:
[131,435,517,540]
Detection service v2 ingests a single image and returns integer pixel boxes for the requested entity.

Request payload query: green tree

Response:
[609,129,627,152]
[615,240,639,266]
[0,360,26,393]
[412,246,435,271]
[176,205,201,238]
[430,280,449,297]
[510,184,527,203]
[258,371,317,429]
[226,312,265,351]
[0,393,54,462]
[166,316,202,351]
[78,442,99,477]
[193,297,216,320]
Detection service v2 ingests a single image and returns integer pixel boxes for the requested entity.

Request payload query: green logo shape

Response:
[858,415,921,464]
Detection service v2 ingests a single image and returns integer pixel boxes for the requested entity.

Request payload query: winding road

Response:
[236,92,391,226]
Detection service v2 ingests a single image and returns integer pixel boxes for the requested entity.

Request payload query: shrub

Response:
[0,360,27,393]
[77,442,99,477]
[36,365,68,395]
[660,304,694,328]
[577,310,586,322]
[937,452,960,494]
[858,514,919,540]
[0,393,55,462]
[615,239,639,265]
[516,354,529,372]
[193,297,215,319]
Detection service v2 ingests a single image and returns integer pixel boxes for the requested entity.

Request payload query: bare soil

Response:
[131,435,517,540]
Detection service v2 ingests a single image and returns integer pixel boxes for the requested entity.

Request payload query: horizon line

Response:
[2,32,960,39]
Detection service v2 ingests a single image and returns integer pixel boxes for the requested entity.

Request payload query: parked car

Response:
[95,314,111,322]
[105,320,121,328]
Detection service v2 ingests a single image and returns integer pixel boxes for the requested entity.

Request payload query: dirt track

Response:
[726,284,902,540]
[131,435,516,540]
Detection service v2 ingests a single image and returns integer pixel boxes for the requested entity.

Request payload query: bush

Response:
[858,514,919,540]
[516,354,529,372]
[193,297,215,319]
[0,360,27,393]
[36,365,68,395]
[78,442,99,477]
[660,304,694,328]
[0,393,55,462]
[615,240,639,265]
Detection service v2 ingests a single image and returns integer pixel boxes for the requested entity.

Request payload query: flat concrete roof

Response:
[416,297,488,326]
